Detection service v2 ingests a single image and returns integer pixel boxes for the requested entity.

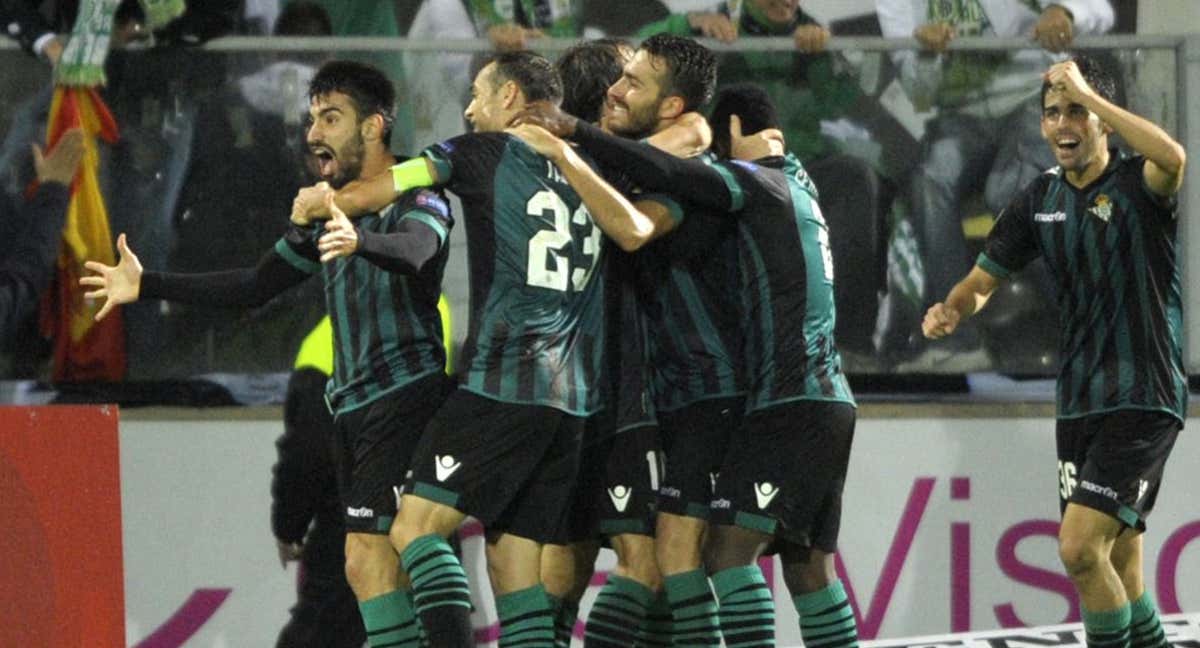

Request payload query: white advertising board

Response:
[119,415,1198,646]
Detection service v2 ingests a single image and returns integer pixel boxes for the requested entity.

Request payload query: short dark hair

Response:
[308,60,397,141]
[490,50,564,105]
[709,83,781,158]
[557,38,630,123]
[1041,53,1119,108]
[639,33,717,111]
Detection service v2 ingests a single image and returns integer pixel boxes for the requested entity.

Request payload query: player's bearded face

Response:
[307,92,367,189]
[465,64,508,133]
[604,51,666,138]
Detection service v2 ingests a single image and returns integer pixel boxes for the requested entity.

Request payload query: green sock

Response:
[552,596,579,648]
[641,591,673,647]
[584,574,653,647]
[712,565,775,648]
[358,590,422,648]
[497,584,556,648]
[664,569,721,646]
[1129,592,1168,648]
[400,534,473,647]
[1084,603,1132,648]
[793,580,859,648]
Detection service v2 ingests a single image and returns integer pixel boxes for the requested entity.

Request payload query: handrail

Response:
[0,34,1190,54]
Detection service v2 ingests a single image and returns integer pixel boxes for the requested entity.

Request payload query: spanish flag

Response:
[39,87,124,381]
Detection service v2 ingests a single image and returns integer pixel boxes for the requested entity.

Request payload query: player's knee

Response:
[614,537,662,591]
[1057,533,1107,578]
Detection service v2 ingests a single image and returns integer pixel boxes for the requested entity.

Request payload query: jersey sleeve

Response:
[141,243,313,307]
[356,189,454,274]
[421,132,508,201]
[978,183,1041,279]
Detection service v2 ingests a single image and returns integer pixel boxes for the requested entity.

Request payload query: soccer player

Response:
[591,34,743,646]
[82,60,454,648]
[293,51,609,647]
[923,55,1185,648]
[510,81,860,648]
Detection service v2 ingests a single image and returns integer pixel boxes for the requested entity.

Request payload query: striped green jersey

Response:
[711,153,854,412]
[980,151,1187,423]
[276,189,453,415]
[424,132,606,415]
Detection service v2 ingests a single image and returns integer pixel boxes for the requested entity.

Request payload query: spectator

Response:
[877,0,1114,368]
[0,128,82,341]
[470,0,580,51]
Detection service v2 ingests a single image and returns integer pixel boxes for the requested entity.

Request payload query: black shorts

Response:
[1056,409,1180,531]
[405,388,585,543]
[561,417,662,543]
[332,372,450,534]
[711,400,855,552]
[656,396,742,519]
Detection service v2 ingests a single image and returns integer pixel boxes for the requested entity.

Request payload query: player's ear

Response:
[658,95,685,122]
[360,114,385,143]
[502,80,520,110]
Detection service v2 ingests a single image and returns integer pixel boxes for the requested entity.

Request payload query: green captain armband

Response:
[391,158,436,194]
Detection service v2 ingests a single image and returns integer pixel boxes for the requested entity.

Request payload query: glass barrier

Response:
[0,37,1189,395]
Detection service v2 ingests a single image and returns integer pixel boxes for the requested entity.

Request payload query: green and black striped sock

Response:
[497,584,556,648]
[400,534,474,648]
[794,580,859,648]
[641,591,674,647]
[583,574,653,647]
[712,565,776,647]
[1129,592,1168,648]
[358,589,421,648]
[552,595,579,647]
[664,569,721,646]
[1084,603,1132,648]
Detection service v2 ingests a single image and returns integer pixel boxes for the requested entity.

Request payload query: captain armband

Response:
[391,158,436,194]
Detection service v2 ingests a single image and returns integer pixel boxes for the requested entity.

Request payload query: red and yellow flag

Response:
[38,87,125,381]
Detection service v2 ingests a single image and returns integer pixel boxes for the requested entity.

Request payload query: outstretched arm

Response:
[1047,61,1186,196]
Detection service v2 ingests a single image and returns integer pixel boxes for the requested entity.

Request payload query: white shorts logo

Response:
[435,455,462,482]
[754,482,780,510]
[608,485,632,513]
[346,506,374,518]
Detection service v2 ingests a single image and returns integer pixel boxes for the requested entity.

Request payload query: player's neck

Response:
[1064,147,1110,189]
[357,146,396,183]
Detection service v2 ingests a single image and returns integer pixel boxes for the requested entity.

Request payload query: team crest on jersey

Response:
[1089,194,1113,222]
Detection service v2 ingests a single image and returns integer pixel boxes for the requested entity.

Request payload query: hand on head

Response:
[728,114,784,161]
[1032,5,1074,52]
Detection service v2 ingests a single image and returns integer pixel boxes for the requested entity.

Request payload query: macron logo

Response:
[435,455,462,482]
[754,482,780,510]
[608,485,632,513]
[347,506,374,518]
[1035,211,1066,223]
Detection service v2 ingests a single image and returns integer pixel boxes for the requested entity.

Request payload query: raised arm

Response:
[508,124,678,252]
[1047,61,1186,196]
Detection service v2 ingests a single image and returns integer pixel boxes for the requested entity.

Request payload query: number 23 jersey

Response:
[423,132,606,416]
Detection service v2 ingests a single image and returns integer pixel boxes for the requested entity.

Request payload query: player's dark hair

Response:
[639,33,717,111]
[557,38,630,123]
[1040,53,1119,108]
[709,83,781,159]
[309,60,397,142]
[490,50,564,105]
